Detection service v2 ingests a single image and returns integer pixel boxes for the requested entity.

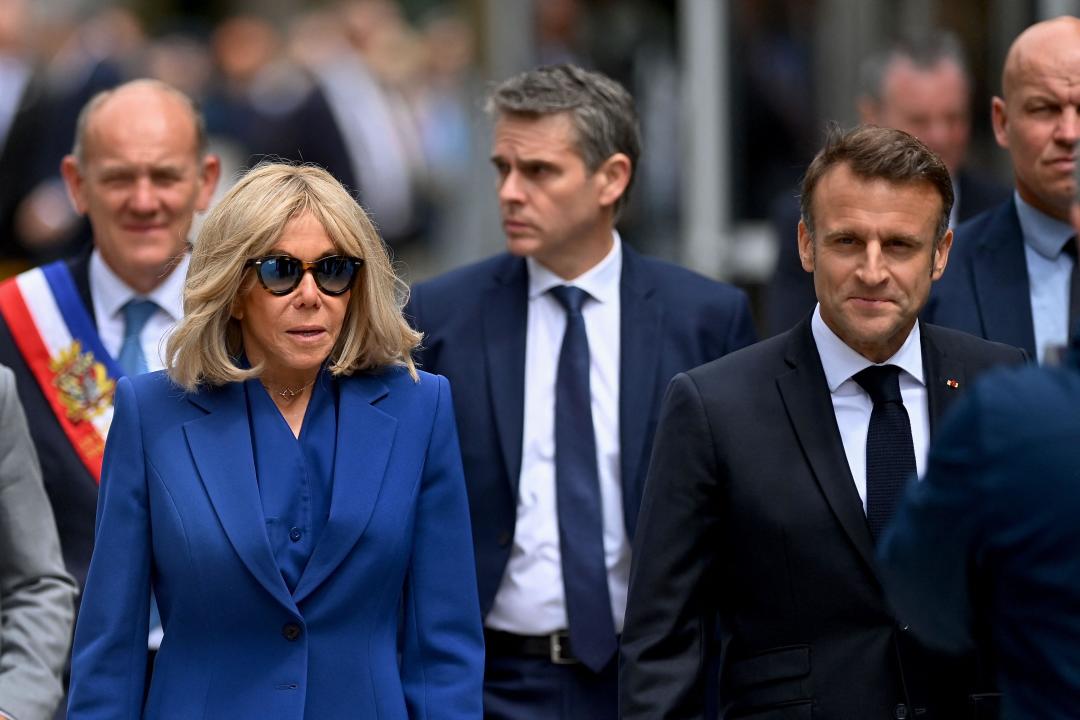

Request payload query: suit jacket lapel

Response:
[618,247,662,536]
[184,383,296,611]
[920,323,965,438]
[293,375,395,603]
[973,199,1036,355]
[776,320,878,574]
[483,257,528,494]
[68,251,95,324]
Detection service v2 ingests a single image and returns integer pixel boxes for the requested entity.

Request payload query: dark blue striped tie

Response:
[853,364,916,542]
[550,285,616,672]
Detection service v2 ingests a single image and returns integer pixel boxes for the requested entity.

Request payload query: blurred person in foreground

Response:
[66,162,484,718]
[0,364,77,720]
[0,79,220,597]
[880,246,1080,718]
[925,17,1080,362]
[406,64,755,719]
[767,31,1009,336]
[620,125,1026,719]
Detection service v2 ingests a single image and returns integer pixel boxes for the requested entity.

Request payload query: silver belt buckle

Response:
[549,632,577,665]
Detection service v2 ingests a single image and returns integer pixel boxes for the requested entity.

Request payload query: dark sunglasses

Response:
[245,255,363,296]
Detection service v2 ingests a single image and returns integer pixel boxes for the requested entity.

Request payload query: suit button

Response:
[894,703,908,720]
[497,531,512,547]
[282,623,301,641]
[289,527,302,542]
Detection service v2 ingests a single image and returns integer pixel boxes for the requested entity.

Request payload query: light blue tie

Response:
[118,298,157,376]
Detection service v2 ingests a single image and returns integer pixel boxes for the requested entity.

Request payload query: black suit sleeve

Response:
[620,372,723,720]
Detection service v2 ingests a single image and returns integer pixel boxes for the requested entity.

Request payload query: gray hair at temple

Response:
[858,30,971,102]
[800,124,954,246]
[70,79,210,164]
[486,64,641,217]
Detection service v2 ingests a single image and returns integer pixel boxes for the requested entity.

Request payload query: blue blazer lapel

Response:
[973,200,1036,356]
[482,258,528,495]
[293,374,395,603]
[618,248,662,536]
[776,320,878,576]
[184,383,296,611]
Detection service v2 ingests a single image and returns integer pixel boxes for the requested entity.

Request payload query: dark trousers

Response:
[483,650,617,720]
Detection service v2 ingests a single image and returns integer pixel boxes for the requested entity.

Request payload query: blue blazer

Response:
[68,368,484,719]
[405,247,757,614]
[924,197,1037,357]
[880,354,1080,719]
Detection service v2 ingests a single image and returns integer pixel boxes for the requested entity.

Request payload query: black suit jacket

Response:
[0,253,98,586]
[620,319,1026,719]
[923,197,1037,357]
[766,170,1011,337]
[405,246,757,615]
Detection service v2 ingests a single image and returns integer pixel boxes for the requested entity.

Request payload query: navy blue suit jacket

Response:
[923,197,1038,357]
[404,247,756,614]
[880,346,1080,719]
[68,368,484,719]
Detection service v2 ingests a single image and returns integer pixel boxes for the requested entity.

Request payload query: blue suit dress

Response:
[68,367,484,719]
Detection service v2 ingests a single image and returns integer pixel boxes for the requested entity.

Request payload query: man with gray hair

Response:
[0,79,219,613]
[406,64,755,719]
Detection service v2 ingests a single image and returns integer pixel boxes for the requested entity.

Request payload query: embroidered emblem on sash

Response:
[49,340,116,424]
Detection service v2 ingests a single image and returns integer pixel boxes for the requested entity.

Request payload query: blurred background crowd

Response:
[1,0,1078,335]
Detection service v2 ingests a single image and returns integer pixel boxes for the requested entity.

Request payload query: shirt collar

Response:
[811,304,925,392]
[89,249,190,323]
[526,231,622,303]
[1014,190,1076,260]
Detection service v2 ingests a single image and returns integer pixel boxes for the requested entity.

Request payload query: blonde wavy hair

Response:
[166,162,420,391]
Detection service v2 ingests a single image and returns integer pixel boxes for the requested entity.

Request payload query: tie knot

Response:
[853,364,903,405]
[549,285,590,316]
[122,298,158,336]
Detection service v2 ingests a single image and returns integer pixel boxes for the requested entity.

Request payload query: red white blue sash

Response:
[0,262,124,483]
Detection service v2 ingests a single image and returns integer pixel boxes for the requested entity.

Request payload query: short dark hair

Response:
[859,30,971,103]
[487,64,641,217]
[800,124,954,242]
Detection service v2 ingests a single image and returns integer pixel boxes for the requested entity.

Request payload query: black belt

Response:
[484,629,581,665]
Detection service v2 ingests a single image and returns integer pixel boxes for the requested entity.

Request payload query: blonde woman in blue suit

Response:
[67,162,484,719]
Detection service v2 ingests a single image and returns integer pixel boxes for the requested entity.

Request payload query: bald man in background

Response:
[925,17,1080,363]
[0,80,220,594]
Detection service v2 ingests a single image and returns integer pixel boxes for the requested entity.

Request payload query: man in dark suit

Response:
[406,64,756,720]
[879,330,1080,720]
[767,31,1009,337]
[0,79,220,591]
[925,17,1080,362]
[620,125,1026,719]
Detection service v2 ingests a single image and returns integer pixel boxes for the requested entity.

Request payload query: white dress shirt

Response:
[811,306,930,509]
[485,234,630,635]
[89,250,189,372]
[1014,192,1076,364]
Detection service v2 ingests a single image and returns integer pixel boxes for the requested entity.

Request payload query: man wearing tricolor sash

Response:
[0,79,220,606]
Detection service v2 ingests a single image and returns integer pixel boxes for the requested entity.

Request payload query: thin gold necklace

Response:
[262,378,315,401]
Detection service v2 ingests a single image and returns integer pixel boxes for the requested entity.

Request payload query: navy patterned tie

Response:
[549,285,616,672]
[853,364,916,542]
